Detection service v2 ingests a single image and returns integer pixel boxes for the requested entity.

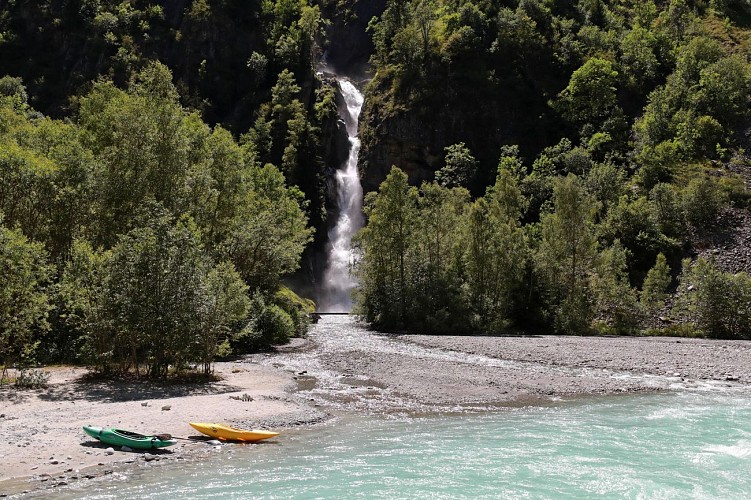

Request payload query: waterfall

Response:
[319,79,365,312]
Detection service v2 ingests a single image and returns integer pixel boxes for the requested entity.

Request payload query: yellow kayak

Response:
[189,422,280,442]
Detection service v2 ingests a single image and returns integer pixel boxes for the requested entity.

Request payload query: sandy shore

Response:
[3,317,751,495]
[0,354,325,495]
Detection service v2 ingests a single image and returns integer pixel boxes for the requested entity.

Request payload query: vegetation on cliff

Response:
[355,0,751,337]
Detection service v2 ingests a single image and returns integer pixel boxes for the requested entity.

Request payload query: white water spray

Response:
[319,79,365,312]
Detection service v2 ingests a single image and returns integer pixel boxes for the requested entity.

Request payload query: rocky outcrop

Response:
[321,0,386,75]
[694,207,751,274]
[358,108,442,193]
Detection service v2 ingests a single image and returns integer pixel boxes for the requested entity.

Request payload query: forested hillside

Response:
[2,0,751,378]
[354,0,751,337]
[0,0,338,377]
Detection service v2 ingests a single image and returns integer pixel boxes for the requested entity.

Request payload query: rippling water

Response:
[65,388,751,499]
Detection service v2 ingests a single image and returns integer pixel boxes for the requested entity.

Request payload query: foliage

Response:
[641,253,672,327]
[0,221,53,372]
[435,142,478,189]
[14,369,50,389]
[676,258,751,339]
[536,174,599,334]
[355,167,418,330]
[592,241,641,335]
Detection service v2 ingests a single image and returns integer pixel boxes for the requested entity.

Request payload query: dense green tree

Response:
[537,174,599,334]
[0,220,53,377]
[411,182,468,331]
[221,164,313,290]
[196,262,251,375]
[555,58,620,132]
[677,258,751,339]
[593,241,641,334]
[355,167,418,329]
[641,252,671,327]
[463,168,528,333]
[435,142,478,189]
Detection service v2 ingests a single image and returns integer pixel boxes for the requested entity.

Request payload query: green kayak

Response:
[83,425,177,450]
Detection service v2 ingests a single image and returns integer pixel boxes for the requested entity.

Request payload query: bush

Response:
[14,369,50,389]
[682,177,726,230]
[676,258,751,339]
[274,287,315,338]
[234,295,297,352]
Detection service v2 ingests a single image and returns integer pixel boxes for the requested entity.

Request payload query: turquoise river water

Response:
[65,388,751,499]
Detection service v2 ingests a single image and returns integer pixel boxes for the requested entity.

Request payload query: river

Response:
[61,317,751,499]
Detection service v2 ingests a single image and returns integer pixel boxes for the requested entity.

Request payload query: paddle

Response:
[155,433,191,441]
[155,433,210,442]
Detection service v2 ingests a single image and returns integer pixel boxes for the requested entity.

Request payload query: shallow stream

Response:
[62,317,751,499]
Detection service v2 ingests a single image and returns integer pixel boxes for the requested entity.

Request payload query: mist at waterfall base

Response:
[317,79,365,313]
[68,390,751,498]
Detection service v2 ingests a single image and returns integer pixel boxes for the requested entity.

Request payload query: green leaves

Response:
[0,222,52,372]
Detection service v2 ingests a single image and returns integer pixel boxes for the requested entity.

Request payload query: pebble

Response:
[49,460,59,465]
[121,446,133,452]
[104,448,114,455]
[161,405,171,411]
[207,440,222,446]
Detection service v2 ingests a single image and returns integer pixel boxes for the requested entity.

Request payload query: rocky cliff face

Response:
[358,105,442,193]
[320,0,386,76]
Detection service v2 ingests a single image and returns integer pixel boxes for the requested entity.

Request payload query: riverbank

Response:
[268,317,751,416]
[0,349,326,495]
[3,317,751,495]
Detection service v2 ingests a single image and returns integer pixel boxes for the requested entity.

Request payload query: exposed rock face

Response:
[359,105,442,193]
[321,0,386,75]
[695,207,751,275]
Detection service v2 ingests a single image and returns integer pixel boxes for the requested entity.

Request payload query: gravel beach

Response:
[3,316,751,495]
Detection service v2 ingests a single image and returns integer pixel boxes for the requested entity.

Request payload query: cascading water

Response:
[319,79,365,312]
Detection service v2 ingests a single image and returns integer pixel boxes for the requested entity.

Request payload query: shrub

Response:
[676,258,751,339]
[14,369,50,389]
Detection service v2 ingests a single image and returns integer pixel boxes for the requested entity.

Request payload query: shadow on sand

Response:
[38,377,244,403]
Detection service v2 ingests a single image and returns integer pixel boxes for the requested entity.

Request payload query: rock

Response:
[104,447,114,455]
[141,402,149,407]
[50,460,59,465]
[30,466,38,470]
[161,405,171,411]
[207,439,222,446]
[144,455,157,462]
[121,446,132,452]
[726,375,739,381]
